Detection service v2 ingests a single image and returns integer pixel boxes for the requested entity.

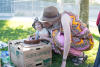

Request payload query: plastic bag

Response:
[0,41,8,49]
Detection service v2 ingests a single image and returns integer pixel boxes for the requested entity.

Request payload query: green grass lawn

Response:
[0,19,99,67]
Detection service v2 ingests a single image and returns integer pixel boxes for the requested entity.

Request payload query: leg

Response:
[94,38,100,67]
[69,48,88,65]
[98,64,100,67]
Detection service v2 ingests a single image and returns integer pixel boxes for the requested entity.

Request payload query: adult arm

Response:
[61,13,71,67]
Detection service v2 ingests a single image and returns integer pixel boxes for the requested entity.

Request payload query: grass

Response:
[0,18,99,67]
[0,19,35,42]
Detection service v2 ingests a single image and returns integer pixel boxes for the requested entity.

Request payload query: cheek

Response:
[43,22,53,28]
[38,25,42,28]
[43,23,49,27]
[35,27,38,30]
[45,24,51,27]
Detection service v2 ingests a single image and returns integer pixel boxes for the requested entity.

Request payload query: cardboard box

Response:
[8,40,52,67]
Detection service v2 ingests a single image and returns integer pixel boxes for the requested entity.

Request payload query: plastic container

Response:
[1,51,10,64]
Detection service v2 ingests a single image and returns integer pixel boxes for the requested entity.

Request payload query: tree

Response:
[79,0,89,28]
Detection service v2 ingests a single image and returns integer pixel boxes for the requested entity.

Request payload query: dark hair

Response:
[32,17,43,29]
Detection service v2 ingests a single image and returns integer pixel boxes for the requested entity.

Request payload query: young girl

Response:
[24,18,49,44]
[32,18,49,40]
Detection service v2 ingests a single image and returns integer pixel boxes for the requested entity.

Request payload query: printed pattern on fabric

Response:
[70,14,94,50]
[51,12,94,54]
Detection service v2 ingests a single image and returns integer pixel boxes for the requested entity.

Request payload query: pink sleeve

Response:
[96,11,100,26]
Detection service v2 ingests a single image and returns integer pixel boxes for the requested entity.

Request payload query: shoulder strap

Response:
[35,31,39,40]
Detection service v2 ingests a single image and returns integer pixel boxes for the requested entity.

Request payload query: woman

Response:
[93,11,100,67]
[41,6,94,66]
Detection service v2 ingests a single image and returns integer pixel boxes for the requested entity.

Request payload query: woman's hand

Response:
[39,37,54,44]
[61,60,66,67]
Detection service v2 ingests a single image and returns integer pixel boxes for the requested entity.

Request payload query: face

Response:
[42,16,61,28]
[35,22,42,31]
[43,22,53,28]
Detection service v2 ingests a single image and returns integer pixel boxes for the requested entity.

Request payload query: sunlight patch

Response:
[6,17,33,29]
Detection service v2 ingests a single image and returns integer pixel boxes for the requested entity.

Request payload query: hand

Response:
[61,60,66,67]
[29,35,35,40]
[40,37,54,44]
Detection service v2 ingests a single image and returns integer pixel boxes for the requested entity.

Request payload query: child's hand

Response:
[30,35,33,37]
[28,35,35,40]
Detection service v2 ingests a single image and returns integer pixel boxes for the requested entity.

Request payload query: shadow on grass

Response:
[51,51,62,67]
[92,33,99,41]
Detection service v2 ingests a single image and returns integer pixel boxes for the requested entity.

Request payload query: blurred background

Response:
[0,0,100,21]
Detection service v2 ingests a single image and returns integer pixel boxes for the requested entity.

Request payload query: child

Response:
[32,17,49,40]
[24,18,49,44]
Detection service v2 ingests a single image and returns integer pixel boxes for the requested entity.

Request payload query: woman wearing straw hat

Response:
[41,6,94,66]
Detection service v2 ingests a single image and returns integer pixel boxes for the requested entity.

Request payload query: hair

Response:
[32,19,43,29]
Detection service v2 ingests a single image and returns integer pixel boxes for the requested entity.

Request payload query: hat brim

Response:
[42,14,61,22]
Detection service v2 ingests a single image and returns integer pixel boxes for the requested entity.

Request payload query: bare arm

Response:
[61,13,71,67]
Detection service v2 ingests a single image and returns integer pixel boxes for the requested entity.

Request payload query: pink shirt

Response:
[96,11,100,26]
